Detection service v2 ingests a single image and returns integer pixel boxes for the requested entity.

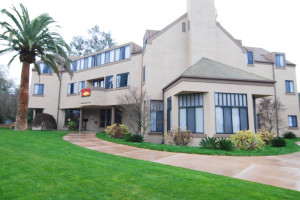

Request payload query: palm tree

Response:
[0,4,72,130]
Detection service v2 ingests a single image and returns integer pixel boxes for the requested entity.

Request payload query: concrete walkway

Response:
[63,132,300,192]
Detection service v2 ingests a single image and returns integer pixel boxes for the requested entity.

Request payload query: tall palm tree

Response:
[0,4,72,130]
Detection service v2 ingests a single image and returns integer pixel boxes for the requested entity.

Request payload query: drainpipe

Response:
[56,70,63,130]
[272,63,279,136]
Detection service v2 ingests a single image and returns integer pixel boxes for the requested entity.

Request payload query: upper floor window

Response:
[288,115,298,127]
[150,100,163,132]
[105,76,113,89]
[68,83,76,95]
[93,79,104,88]
[71,61,78,72]
[275,54,285,67]
[34,84,44,95]
[247,51,253,65]
[78,81,85,93]
[179,93,204,133]
[39,63,52,74]
[215,93,248,134]
[285,80,295,93]
[105,51,110,64]
[116,73,130,88]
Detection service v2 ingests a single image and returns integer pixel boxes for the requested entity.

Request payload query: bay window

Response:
[215,93,248,134]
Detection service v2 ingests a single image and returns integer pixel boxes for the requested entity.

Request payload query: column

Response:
[111,106,115,125]
[79,109,83,130]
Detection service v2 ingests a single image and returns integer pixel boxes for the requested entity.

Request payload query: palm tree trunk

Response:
[15,61,30,131]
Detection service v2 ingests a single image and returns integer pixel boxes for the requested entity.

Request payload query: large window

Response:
[100,109,112,128]
[275,54,285,67]
[39,63,52,74]
[150,101,163,132]
[78,81,85,93]
[285,80,294,93]
[64,109,80,125]
[247,51,253,65]
[215,93,248,134]
[105,76,113,89]
[68,83,76,95]
[116,73,130,88]
[34,84,44,95]
[179,93,204,133]
[72,61,78,72]
[288,116,298,127]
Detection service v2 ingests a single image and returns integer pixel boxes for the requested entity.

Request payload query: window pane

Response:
[88,57,92,68]
[289,116,293,127]
[105,52,110,64]
[223,94,227,106]
[84,57,88,69]
[115,48,120,61]
[290,81,294,93]
[187,108,195,133]
[215,93,219,106]
[156,111,163,132]
[247,51,253,64]
[292,116,297,127]
[231,94,235,106]
[243,95,247,107]
[232,108,240,133]
[179,96,183,107]
[96,54,101,66]
[239,94,243,107]
[120,47,125,60]
[191,94,195,106]
[187,95,190,106]
[219,94,223,106]
[195,107,204,133]
[179,108,187,129]
[80,59,84,70]
[195,94,199,106]
[227,94,231,106]
[235,94,239,106]
[125,45,130,58]
[150,112,156,132]
[199,94,203,106]
[110,50,114,63]
[93,81,98,87]
[240,108,248,131]
[183,95,187,107]
[224,108,233,133]
[216,107,224,133]
[101,53,105,65]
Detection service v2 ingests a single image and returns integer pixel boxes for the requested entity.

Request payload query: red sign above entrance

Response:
[81,88,91,97]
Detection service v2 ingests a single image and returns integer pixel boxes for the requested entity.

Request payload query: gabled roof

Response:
[182,57,272,81]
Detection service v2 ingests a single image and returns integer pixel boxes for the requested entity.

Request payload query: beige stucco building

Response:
[29,0,300,144]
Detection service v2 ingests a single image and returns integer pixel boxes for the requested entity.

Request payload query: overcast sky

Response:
[1,0,300,90]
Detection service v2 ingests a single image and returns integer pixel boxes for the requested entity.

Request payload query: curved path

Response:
[63,132,300,192]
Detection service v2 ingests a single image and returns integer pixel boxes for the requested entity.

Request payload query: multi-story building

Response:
[29,0,299,144]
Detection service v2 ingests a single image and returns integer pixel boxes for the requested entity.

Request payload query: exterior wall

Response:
[143,16,188,100]
[28,72,60,121]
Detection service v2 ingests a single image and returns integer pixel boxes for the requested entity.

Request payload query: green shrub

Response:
[164,128,194,146]
[217,138,234,151]
[105,123,129,139]
[68,121,78,131]
[123,133,131,142]
[200,137,218,149]
[283,132,297,139]
[231,130,264,150]
[130,134,144,143]
[271,137,287,147]
[258,129,276,145]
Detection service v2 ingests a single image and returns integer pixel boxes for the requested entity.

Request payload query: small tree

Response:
[117,87,150,136]
[257,97,286,134]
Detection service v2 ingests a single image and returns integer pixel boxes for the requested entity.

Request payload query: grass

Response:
[0,129,299,200]
[96,132,300,156]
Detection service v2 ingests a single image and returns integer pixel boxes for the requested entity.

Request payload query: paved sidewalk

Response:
[63,132,300,192]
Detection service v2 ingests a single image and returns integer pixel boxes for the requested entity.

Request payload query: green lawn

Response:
[96,132,300,156]
[1,130,299,200]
